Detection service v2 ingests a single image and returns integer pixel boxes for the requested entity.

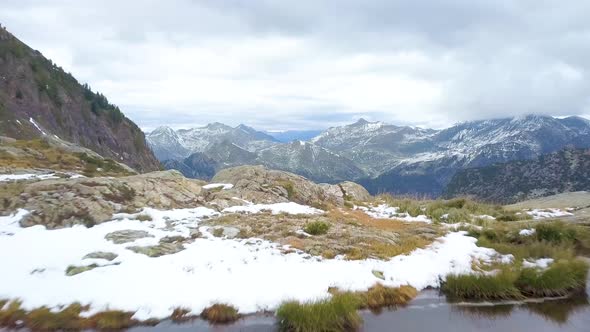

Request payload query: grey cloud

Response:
[2,0,590,130]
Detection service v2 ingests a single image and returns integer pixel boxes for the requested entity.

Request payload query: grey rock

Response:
[83,251,118,261]
[105,230,154,244]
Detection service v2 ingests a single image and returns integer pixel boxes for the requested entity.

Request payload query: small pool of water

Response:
[128,287,590,332]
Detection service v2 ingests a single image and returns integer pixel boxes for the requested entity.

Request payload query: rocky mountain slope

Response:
[0,26,159,172]
[444,148,590,203]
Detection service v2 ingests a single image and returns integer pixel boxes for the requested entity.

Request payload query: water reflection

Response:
[452,296,589,325]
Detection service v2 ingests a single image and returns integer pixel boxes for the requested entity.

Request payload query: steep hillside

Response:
[444,148,590,203]
[0,26,159,172]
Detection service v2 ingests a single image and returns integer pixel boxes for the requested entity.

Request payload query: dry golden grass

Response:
[200,304,240,324]
[327,209,416,232]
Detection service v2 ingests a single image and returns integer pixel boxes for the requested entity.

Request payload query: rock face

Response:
[0,26,160,172]
[444,148,590,203]
[211,165,370,208]
[6,170,207,228]
[339,181,371,201]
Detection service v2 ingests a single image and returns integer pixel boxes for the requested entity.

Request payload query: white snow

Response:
[0,172,84,182]
[0,208,510,320]
[519,228,536,236]
[356,204,431,223]
[0,173,59,182]
[522,258,554,269]
[442,223,483,231]
[202,183,234,190]
[526,208,573,219]
[222,202,323,215]
[29,117,46,135]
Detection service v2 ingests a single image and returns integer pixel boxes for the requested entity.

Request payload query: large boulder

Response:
[339,181,371,202]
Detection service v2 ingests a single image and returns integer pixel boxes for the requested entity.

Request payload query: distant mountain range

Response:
[265,130,323,143]
[444,148,590,203]
[147,115,590,197]
[0,26,159,172]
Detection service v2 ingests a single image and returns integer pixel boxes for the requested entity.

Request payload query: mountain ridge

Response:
[0,25,159,172]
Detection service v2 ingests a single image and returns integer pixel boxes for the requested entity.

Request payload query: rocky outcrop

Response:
[211,165,370,208]
[5,170,207,228]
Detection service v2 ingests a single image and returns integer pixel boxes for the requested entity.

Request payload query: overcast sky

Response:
[3,1,590,131]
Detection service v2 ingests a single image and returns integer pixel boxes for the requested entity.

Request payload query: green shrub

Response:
[516,259,589,297]
[276,293,362,332]
[442,270,522,301]
[304,221,331,235]
[535,222,576,244]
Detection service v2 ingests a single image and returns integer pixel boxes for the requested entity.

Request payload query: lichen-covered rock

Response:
[127,243,185,257]
[105,230,154,244]
[83,251,118,261]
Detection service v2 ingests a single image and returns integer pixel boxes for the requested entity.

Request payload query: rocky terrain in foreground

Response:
[1,137,589,331]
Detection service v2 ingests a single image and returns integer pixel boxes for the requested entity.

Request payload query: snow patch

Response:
[522,258,554,269]
[29,117,46,135]
[526,208,573,219]
[222,202,322,215]
[519,228,536,236]
[0,209,510,320]
[202,183,234,190]
[0,173,58,182]
[356,204,431,223]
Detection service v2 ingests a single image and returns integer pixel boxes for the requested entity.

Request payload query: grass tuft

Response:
[516,259,589,297]
[276,293,362,332]
[443,270,523,301]
[303,221,331,235]
[200,304,240,324]
[170,307,192,322]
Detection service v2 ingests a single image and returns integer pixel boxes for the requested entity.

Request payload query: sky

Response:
[2,0,590,131]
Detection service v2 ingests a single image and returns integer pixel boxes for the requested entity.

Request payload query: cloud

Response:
[2,0,590,131]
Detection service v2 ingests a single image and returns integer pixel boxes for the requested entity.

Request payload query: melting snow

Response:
[0,208,510,320]
[0,172,84,182]
[222,202,323,215]
[0,173,59,182]
[202,183,234,190]
[519,228,536,236]
[526,209,573,219]
[356,204,431,223]
[522,258,554,269]
[29,117,46,135]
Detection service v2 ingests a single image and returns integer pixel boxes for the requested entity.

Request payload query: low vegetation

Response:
[277,284,418,331]
[200,304,240,324]
[276,293,362,332]
[0,301,137,331]
[303,221,331,235]
[378,195,532,223]
[443,218,590,301]
[444,259,588,301]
